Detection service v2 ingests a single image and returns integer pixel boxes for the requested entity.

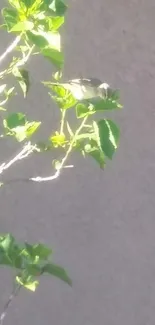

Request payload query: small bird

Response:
[50,78,110,100]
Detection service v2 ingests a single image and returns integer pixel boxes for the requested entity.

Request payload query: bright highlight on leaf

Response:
[3,113,41,142]
[97,119,120,159]
[11,21,34,32]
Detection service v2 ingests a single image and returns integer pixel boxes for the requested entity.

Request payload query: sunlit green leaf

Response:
[0,84,6,94]
[45,83,77,109]
[93,97,122,111]
[0,234,21,267]
[96,119,120,159]
[76,103,95,118]
[3,113,40,142]
[50,132,67,147]
[49,0,67,16]
[24,0,44,13]
[52,159,61,170]
[20,0,36,9]
[84,140,105,168]
[11,123,40,142]
[16,275,39,291]
[53,70,62,81]
[85,89,122,111]
[25,121,41,137]
[27,30,61,51]
[43,263,72,286]
[41,16,64,31]
[7,87,15,96]
[3,113,26,129]
[8,0,21,10]
[41,48,64,68]
[74,134,105,168]
[2,8,19,31]
[12,68,30,97]
[27,31,49,48]
[0,86,15,107]
[25,243,52,260]
[11,21,34,32]
[25,264,42,276]
[0,234,14,252]
[10,126,27,142]
[41,31,61,51]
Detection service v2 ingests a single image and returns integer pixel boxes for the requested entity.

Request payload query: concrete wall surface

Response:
[0,1,155,325]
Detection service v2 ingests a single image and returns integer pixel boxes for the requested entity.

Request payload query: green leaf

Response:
[0,84,6,94]
[3,113,26,129]
[45,83,77,109]
[27,31,49,48]
[16,275,39,291]
[25,121,41,137]
[43,263,72,286]
[20,0,35,9]
[75,135,105,168]
[49,0,67,16]
[76,103,95,118]
[41,31,61,51]
[96,119,120,159]
[0,86,15,107]
[53,70,62,81]
[50,132,67,147]
[25,264,42,276]
[2,8,19,31]
[84,140,105,168]
[11,21,34,32]
[0,234,22,268]
[25,243,52,260]
[52,159,61,170]
[12,68,30,97]
[3,113,40,142]
[0,234,14,252]
[41,48,64,68]
[11,122,40,142]
[85,89,122,111]
[93,98,122,111]
[8,0,21,10]
[42,16,64,31]
[27,30,60,51]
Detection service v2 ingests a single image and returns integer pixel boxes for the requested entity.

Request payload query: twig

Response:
[16,45,35,68]
[0,283,21,325]
[0,36,21,66]
[0,117,87,185]
[0,142,37,175]
[60,109,66,134]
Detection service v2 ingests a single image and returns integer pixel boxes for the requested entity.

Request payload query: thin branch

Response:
[0,142,37,176]
[0,36,21,66]
[16,45,35,68]
[60,109,66,134]
[0,283,21,325]
[0,117,87,185]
